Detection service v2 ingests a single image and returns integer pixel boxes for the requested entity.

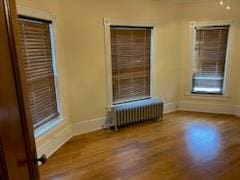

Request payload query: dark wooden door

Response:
[0,0,39,179]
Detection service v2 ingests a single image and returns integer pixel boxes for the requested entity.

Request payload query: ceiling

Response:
[157,0,217,4]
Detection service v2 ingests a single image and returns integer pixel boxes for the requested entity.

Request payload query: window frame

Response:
[104,18,155,107]
[17,6,64,137]
[187,21,234,98]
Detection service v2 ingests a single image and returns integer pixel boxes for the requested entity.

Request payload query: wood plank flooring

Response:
[40,111,240,180]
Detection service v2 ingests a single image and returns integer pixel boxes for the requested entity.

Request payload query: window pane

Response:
[19,17,59,129]
[192,25,230,94]
[111,27,151,104]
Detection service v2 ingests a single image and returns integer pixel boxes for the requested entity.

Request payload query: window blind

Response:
[19,17,59,129]
[192,25,230,94]
[111,27,151,104]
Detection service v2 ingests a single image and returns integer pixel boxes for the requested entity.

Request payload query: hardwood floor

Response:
[40,111,240,180]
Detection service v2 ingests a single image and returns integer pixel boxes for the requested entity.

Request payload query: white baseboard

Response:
[235,106,240,117]
[35,116,106,159]
[178,101,235,115]
[72,117,106,137]
[35,124,72,159]
[36,101,240,160]
[71,102,178,137]
[164,102,178,114]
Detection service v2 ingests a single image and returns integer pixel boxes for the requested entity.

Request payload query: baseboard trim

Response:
[178,101,235,115]
[37,101,240,159]
[72,117,106,137]
[164,102,178,114]
[235,106,240,117]
[36,117,107,159]
[36,124,72,159]
[71,102,178,136]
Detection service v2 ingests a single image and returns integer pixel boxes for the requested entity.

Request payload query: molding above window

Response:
[104,17,155,27]
[190,20,235,28]
[17,6,56,21]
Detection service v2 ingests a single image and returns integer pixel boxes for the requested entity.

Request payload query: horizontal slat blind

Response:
[111,27,151,104]
[19,17,59,129]
[192,25,230,94]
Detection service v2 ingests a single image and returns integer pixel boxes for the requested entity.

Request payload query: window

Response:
[192,25,230,95]
[111,26,152,104]
[19,16,59,129]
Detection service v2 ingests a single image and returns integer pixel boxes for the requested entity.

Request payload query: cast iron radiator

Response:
[111,98,163,131]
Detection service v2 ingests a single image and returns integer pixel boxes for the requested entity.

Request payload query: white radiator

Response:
[111,98,163,131]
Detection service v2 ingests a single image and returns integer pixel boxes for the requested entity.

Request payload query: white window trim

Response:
[185,20,234,100]
[104,18,155,108]
[17,6,64,137]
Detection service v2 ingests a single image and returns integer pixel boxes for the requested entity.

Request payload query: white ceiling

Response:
[157,0,217,4]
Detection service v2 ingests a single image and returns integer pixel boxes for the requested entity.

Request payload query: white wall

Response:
[59,0,182,127]
[16,0,182,157]
[15,0,240,158]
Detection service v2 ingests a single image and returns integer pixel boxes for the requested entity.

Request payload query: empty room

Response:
[1,0,240,179]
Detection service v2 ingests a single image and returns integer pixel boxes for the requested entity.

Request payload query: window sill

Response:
[184,93,231,101]
[34,116,63,138]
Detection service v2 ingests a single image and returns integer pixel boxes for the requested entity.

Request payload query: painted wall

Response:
[178,0,240,113]
[15,0,240,158]
[59,0,182,124]
[15,0,182,156]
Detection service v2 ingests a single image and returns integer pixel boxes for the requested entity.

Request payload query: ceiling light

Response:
[220,0,224,5]
[226,5,231,10]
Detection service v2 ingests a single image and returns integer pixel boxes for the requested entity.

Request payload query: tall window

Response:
[19,17,59,129]
[111,26,152,104]
[192,25,230,95]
